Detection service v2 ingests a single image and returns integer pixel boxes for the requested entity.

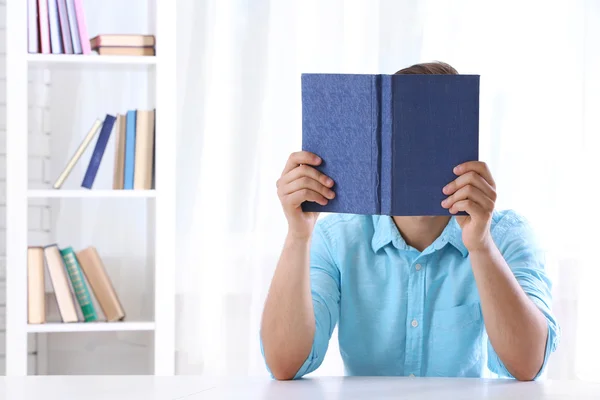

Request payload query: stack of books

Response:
[90,34,156,56]
[28,0,91,54]
[27,245,126,323]
[27,0,155,57]
[53,109,156,190]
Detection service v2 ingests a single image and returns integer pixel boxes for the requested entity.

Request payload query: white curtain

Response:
[175,0,600,380]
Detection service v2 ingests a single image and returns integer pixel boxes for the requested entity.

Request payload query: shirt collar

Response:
[371,215,409,252]
[371,215,469,257]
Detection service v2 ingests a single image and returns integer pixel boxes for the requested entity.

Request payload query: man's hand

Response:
[441,161,497,252]
[277,151,335,240]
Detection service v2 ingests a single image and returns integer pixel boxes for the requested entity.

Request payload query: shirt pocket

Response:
[430,302,482,333]
[426,302,484,377]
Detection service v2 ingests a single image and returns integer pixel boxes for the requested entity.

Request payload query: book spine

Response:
[27,247,46,324]
[151,109,156,189]
[56,0,73,54]
[38,0,51,54]
[28,0,39,53]
[133,110,155,190]
[73,0,91,54]
[372,75,382,215]
[81,115,116,189]
[60,247,98,322]
[65,0,82,54]
[380,75,393,215]
[47,0,63,54]
[112,114,126,189]
[53,119,102,189]
[124,110,137,189]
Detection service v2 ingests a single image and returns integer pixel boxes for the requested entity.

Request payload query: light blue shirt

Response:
[261,210,559,379]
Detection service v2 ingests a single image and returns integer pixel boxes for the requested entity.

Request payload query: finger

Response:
[449,199,489,220]
[281,151,322,176]
[442,184,494,211]
[278,164,333,189]
[280,176,335,200]
[453,161,495,188]
[285,189,328,208]
[443,171,496,201]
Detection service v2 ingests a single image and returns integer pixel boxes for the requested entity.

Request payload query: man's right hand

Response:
[277,151,335,240]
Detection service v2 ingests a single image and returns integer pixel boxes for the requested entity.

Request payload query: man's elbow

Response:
[512,369,538,382]
[271,367,298,381]
[508,358,544,381]
[266,358,301,381]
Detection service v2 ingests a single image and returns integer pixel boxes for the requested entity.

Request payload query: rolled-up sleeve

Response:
[260,220,341,379]
[487,214,560,379]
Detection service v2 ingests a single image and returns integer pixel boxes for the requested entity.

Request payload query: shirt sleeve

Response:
[260,220,341,379]
[486,213,561,379]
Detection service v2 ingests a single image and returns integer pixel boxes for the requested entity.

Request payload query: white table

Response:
[0,376,599,399]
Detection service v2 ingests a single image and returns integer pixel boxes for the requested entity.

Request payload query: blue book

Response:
[81,114,116,189]
[123,110,137,189]
[301,73,479,216]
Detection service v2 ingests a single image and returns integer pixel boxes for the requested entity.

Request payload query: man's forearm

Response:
[469,241,548,381]
[260,234,315,380]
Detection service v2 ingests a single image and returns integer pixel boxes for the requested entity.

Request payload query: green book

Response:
[60,247,98,322]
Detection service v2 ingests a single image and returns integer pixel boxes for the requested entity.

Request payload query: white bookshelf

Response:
[5,0,176,376]
[28,190,157,199]
[27,322,156,333]
[27,54,158,67]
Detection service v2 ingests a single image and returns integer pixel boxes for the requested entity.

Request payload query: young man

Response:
[260,62,559,381]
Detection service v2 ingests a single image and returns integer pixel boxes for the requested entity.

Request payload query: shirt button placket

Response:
[405,260,425,377]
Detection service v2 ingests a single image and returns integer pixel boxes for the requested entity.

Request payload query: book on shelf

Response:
[300,73,479,216]
[27,244,125,324]
[28,0,91,54]
[52,109,156,190]
[90,34,156,56]
[28,1,153,56]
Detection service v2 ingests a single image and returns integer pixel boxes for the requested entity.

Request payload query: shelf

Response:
[28,189,157,199]
[27,54,157,68]
[27,321,156,333]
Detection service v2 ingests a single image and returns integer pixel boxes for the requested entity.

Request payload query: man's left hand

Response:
[441,161,497,252]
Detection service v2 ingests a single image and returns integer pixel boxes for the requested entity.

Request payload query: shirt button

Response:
[411,319,418,328]
[415,263,422,271]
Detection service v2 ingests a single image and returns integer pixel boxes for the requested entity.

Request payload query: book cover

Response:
[301,73,479,216]
[76,246,125,322]
[124,110,137,189]
[38,0,51,54]
[59,247,85,322]
[65,0,82,54]
[56,0,73,54]
[47,0,63,54]
[81,115,116,189]
[60,247,98,322]
[73,0,91,54]
[53,119,102,189]
[28,0,39,53]
[43,244,78,323]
